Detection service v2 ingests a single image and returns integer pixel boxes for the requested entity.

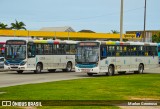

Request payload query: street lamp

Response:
[143,0,147,42]
[120,0,123,42]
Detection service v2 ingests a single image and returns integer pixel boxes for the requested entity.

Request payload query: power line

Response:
[34,7,144,22]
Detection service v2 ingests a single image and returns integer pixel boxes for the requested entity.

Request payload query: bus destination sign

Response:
[6,41,26,45]
[79,42,98,46]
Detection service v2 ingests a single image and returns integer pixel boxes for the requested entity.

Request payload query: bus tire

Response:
[34,63,42,73]
[134,64,144,74]
[107,65,114,76]
[17,70,23,74]
[138,64,144,74]
[48,69,56,72]
[63,62,72,72]
[87,73,93,76]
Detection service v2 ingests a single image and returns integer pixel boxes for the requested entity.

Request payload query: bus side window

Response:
[101,46,107,58]
[123,46,127,56]
[53,45,57,54]
[108,46,113,56]
[141,46,145,56]
[145,52,148,56]
[64,44,70,54]
[145,46,149,56]
[28,43,35,58]
[116,46,122,56]
[70,44,76,54]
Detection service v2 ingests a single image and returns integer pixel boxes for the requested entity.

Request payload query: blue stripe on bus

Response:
[76,64,97,68]
[6,60,22,64]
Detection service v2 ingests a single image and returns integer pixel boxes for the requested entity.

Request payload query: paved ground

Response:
[144,66,160,73]
[0,66,159,88]
[0,70,90,88]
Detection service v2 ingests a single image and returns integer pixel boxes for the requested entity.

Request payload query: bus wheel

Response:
[87,73,93,76]
[134,64,144,74]
[34,64,42,73]
[17,70,23,74]
[48,69,56,72]
[63,62,72,72]
[138,64,144,74]
[107,65,114,76]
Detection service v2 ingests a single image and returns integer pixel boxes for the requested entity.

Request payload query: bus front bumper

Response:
[75,66,99,73]
[4,65,27,71]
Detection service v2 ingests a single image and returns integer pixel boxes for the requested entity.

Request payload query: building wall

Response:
[126,30,160,42]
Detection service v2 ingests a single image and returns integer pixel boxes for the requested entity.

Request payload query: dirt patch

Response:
[0,92,6,94]
[22,107,37,109]
[128,97,160,100]
[119,106,160,109]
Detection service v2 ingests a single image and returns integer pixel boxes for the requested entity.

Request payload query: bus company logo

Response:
[39,57,45,60]
[111,59,116,62]
[2,101,11,106]
[135,58,142,62]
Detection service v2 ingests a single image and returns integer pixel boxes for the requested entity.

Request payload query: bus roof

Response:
[5,39,78,44]
[28,40,78,44]
[102,41,157,46]
[78,41,157,46]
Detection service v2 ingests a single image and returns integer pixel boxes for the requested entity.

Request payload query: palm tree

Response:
[11,20,26,30]
[0,22,8,29]
[111,30,119,34]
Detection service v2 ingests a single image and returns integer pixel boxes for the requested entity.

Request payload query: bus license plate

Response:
[82,69,90,72]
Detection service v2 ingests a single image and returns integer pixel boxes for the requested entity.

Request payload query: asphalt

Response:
[0,66,159,88]
[0,70,90,88]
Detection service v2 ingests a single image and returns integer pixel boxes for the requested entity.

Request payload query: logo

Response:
[1,101,42,107]
[136,32,141,38]
[124,34,135,39]
[2,101,11,106]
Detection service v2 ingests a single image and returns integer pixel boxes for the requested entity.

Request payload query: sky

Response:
[0,0,160,34]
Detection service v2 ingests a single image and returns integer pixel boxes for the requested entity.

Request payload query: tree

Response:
[78,29,95,33]
[111,30,119,34]
[0,22,8,29]
[11,20,26,30]
[152,33,160,43]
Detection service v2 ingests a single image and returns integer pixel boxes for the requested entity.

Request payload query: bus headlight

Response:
[4,61,9,66]
[20,61,26,66]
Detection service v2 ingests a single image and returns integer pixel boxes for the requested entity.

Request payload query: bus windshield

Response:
[5,45,26,60]
[76,46,99,63]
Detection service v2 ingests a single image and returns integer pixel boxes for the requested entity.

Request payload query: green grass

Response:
[0,73,160,109]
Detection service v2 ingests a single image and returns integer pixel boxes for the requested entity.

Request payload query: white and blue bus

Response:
[4,39,77,73]
[75,41,159,76]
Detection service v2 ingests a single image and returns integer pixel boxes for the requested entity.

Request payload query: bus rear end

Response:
[75,42,100,76]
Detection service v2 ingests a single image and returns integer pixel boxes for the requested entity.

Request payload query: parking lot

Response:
[0,66,159,88]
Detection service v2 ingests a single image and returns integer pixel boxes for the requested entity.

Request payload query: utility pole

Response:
[143,0,147,42]
[120,0,123,42]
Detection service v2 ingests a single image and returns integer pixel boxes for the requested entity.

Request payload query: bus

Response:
[75,41,159,76]
[0,42,5,57]
[158,43,160,64]
[4,39,77,73]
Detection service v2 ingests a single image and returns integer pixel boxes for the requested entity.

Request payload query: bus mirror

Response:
[28,52,31,57]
